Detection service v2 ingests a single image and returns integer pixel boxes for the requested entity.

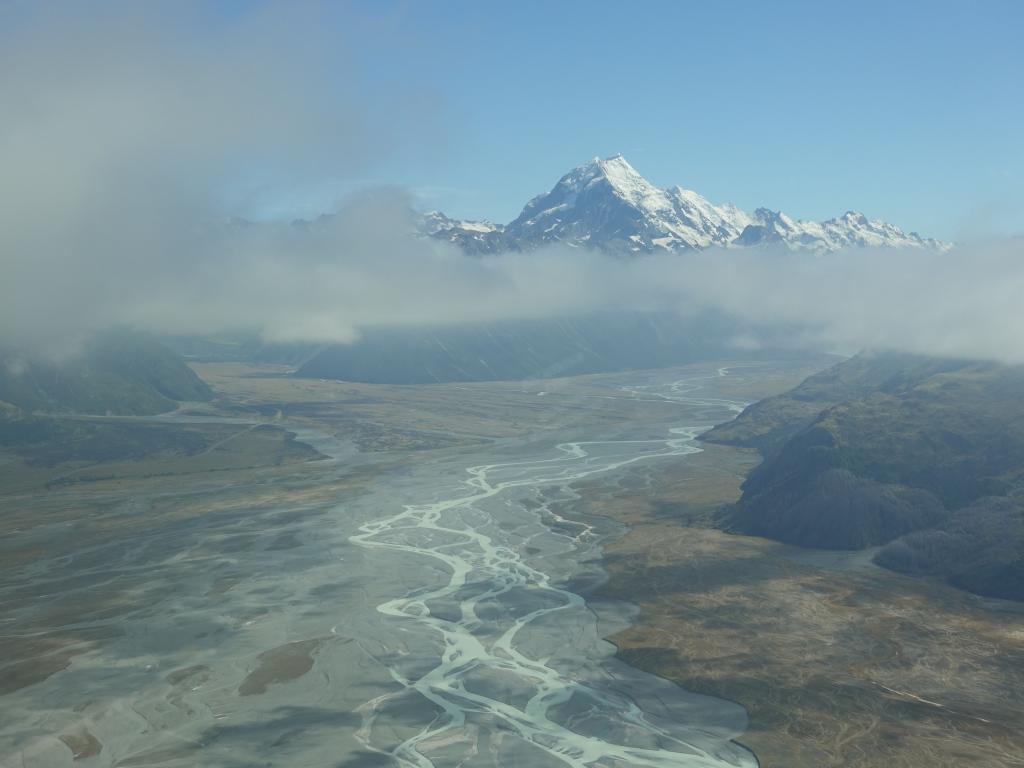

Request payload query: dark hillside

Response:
[706,353,1024,599]
[0,330,212,415]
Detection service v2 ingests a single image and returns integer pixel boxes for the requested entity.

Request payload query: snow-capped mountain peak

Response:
[502,155,756,252]
[515,153,675,226]
[576,154,661,203]
[420,155,951,255]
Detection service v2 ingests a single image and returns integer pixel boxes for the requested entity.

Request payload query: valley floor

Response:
[4,358,1022,767]
[1,359,814,767]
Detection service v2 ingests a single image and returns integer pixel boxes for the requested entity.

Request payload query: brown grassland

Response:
[578,445,1024,767]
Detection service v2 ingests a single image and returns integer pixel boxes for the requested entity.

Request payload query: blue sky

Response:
[242,0,1023,240]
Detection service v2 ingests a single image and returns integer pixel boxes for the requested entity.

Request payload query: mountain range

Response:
[422,155,950,254]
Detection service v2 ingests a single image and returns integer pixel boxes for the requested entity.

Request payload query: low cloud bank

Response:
[12,188,1024,365]
[621,238,1024,363]
[3,4,1022,365]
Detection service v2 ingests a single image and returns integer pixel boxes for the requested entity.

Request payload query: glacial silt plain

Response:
[3,361,1022,768]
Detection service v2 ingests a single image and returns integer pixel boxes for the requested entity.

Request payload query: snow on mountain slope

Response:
[502,154,754,252]
[735,208,949,251]
[421,155,950,255]
[417,211,506,254]
[417,211,500,236]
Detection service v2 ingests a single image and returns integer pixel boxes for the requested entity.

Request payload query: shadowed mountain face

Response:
[875,496,1024,601]
[0,331,212,415]
[295,312,810,384]
[705,352,1024,599]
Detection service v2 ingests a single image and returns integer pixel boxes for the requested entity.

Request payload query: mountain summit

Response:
[426,155,949,254]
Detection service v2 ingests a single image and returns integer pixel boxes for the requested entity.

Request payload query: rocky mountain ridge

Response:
[425,155,950,254]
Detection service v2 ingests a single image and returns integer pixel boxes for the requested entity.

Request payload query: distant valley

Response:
[295,311,819,385]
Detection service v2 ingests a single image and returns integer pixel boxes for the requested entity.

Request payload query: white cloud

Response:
[3,3,1023,367]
